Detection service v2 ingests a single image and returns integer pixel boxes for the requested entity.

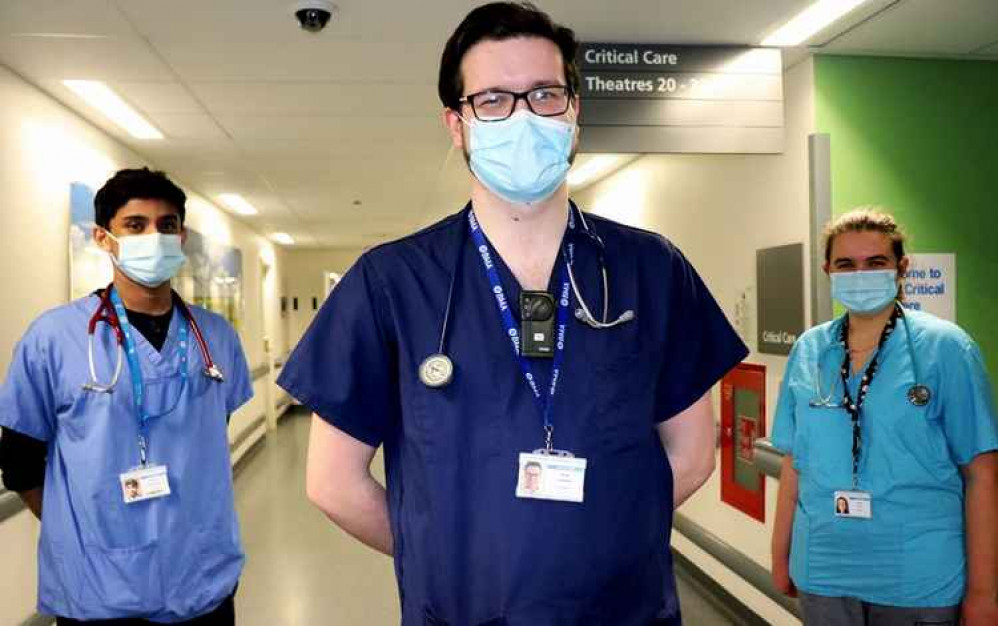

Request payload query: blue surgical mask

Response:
[106,231,186,287]
[830,269,898,314]
[466,109,575,205]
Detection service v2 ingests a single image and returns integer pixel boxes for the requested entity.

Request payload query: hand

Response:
[961,592,997,626]
[772,560,797,598]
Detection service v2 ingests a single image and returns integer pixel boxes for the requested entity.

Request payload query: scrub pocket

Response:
[80,542,163,615]
[804,515,903,595]
[593,350,658,452]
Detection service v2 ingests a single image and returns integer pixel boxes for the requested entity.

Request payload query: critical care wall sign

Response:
[577,44,784,154]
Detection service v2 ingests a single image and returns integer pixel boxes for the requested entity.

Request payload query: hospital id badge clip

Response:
[120,465,171,504]
[833,490,872,519]
[515,450,587,503]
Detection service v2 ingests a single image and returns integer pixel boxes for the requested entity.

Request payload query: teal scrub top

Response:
[772,309,998,607]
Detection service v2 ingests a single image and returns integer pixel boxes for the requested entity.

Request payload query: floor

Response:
[234,410,740,625]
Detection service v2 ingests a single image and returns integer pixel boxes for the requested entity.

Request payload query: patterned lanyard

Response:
[109,288,190,466]
[468,209,573,452]
[838,305,900,487]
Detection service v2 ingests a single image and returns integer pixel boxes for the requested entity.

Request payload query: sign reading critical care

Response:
[902,253,956,322]
[577,44,784,154]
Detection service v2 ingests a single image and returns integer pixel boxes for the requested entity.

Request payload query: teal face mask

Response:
[466,109,575,205]
[106,231,186,287]
[830,269,898,314]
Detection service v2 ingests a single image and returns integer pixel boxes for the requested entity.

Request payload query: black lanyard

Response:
[838,305,900,487]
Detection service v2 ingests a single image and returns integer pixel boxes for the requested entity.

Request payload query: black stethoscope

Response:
[83,285,224,393]
[418,203,635,388]
[809,303,931,409]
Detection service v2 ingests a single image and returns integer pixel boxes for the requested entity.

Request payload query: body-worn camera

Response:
[521,291,556,358]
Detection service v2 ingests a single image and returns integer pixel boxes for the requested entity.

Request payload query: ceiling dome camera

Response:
[293,0,337,33]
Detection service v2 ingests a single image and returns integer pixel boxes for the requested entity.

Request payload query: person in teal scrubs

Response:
[771,209,997,626]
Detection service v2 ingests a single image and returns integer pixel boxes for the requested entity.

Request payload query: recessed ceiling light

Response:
[62,80,163,139]
[217,193,259,216]
[761,0,871,47]
[271,232,295,245]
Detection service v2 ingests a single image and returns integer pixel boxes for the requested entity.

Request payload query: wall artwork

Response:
[69,182,244,329]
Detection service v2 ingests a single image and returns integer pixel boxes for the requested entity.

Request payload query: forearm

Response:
[19,487,42,520]
[309,475,393,556]
[771,456,798,563]
[965,453,997,599]
[669,449,715,509]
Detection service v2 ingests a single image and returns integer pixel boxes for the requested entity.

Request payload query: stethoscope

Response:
[809,303,931,409]
[418,203,635,388]
[83,285,224,393]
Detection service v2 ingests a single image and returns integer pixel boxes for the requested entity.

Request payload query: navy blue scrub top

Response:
[279,204,748,626]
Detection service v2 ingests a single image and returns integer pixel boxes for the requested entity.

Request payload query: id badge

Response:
[833,490,872,519]
[515,452,587,503]
[120,465,171,504]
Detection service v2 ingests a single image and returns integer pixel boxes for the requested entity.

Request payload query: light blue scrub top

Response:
[0,294,253,622]
[772,309,998,607]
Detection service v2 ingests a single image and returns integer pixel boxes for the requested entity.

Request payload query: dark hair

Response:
[438,1,581,111]
[94,168,186,230]
[823,207,906,263]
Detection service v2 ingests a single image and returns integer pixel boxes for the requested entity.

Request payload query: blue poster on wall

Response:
[69,181,244,329]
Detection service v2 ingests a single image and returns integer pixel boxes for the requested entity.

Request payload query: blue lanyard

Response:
[109,288,189,465]
[468,209,574,450]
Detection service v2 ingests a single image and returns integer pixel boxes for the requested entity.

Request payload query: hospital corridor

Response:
[0,1,996,626]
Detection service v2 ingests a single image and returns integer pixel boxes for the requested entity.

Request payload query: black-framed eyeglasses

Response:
[459,85,572,122]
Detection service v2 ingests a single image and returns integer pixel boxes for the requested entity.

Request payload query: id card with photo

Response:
[515,452,587,503]
[833,490,872,519]
[120,465,171,504]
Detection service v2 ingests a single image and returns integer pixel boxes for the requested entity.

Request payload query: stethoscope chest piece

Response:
[419,354,454,388]
[908,384,931,407]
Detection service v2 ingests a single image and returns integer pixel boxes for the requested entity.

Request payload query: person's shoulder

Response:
[24,295,98,340]
[792,318,841,354]
[366,210,464,260]
[904,309,975,351]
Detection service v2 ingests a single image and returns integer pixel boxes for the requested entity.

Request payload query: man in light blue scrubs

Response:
[279,3,748,625]
[771,209,998,626]
[0,168,252,624]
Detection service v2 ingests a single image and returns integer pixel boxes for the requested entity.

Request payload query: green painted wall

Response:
[814,55,998,395]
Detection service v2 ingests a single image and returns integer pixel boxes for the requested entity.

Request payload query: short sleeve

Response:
[0,323,57,441]
[939,339,998,466]
[771,342,802,455]
[225,326,253,414]
[655,243,749,421]
[277,255,399,447]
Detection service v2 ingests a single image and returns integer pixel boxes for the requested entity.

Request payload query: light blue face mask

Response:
[106,231,186,287]
[830,269,898,314]
[466,109,575,205]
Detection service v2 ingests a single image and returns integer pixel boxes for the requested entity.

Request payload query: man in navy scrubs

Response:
[278,3,748,624]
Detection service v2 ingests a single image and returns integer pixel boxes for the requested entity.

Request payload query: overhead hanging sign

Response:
[901,253,956,322]
[577,44,784,154]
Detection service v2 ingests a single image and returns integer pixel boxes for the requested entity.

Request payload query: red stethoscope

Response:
[83,285,224,393]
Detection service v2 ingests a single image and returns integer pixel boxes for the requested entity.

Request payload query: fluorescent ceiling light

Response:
[761,0,871,47]
[567,155,623,188]
[217,193,259,216]
[271,232,295,245]
[62,80,163,139]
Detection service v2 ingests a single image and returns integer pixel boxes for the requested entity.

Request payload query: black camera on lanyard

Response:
[521,291,556,358]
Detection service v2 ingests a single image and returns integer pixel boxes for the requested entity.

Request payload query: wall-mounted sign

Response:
[902,253,956,322]
[577,44,783,154]
[757,243,805,356]
[720,362,767,523]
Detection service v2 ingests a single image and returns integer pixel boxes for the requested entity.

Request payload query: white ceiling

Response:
[1,0,995,248]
